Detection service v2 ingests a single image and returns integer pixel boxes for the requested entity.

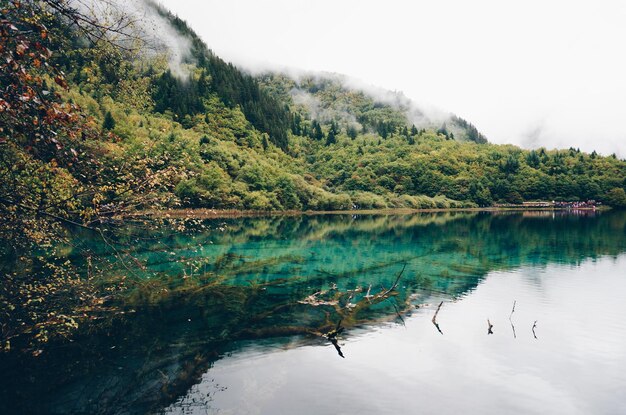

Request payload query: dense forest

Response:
[1,0,626,354]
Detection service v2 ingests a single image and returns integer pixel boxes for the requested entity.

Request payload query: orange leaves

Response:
[54,74,68,89]
[15,41,27,56]
[0,98,9,112]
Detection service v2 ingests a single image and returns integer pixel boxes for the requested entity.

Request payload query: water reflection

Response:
[1,211,625,414]
[167,256,626,415]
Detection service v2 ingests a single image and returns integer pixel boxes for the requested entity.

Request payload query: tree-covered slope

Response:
[2,0,626,245]
[259,72,487,144]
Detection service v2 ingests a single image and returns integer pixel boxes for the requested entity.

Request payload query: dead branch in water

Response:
[432,301,444,335]
[381,263,406,297]
[509,300,517,339]
[487,319,494,335]
[391,300,406,327]
[532,320,538,339]
[365,284,372,302]
[325,319,345,358]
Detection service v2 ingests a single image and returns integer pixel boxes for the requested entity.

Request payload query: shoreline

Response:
[122,206,606,220]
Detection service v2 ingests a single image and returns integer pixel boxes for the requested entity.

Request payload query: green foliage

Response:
[151,6,291,150]
[102,111,116,130]
[605,188,626,208]
[152,70,204,119]
[311,120,324,141]
[325,129,337,146]
[449,115,488,143]
[347,125,358,140]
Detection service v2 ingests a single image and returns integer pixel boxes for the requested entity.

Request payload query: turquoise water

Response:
[2,211,626,414]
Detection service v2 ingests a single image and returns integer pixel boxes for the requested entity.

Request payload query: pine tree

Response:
[291,113,302,135]
[311,120,324,140]
[326,129,336,145]
[437,122,449,139]
[347,125,357,140]
[526,150,540,168]
[103,111,116,130]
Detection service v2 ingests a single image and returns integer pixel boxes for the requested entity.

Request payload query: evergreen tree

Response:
[326,129,336,145]
[103,111,116,130]
[377,121,389,139]
[526,150,540,168]
[347,125,357,140]
[311,120,324,140]
[291,113,302,135]
[437,122,449,139]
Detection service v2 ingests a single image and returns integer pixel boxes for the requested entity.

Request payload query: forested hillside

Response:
[259,72,487,144]
[2,0,626,250]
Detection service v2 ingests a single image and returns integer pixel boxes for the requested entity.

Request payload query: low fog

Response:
[73,0,193,78]
[156,0,626,158]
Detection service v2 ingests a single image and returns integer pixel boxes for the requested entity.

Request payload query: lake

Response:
[1,210,626,414]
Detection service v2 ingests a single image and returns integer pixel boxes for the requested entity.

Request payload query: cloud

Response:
[70,0,194,78]
[138,1,194,79]
[278,69,445,130]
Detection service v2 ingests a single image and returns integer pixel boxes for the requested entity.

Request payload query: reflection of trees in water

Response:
[0,266,409,414]
[2,211,625,414]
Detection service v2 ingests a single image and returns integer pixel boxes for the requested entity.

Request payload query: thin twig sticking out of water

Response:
[532,320,538,339]
[391,300,406,327]
[381,263,406,296]
[432,301,444,335]
[509,300,517,339]
[487,319,494,335]
[326,319,345,358]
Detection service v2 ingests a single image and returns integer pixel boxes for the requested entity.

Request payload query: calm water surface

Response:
[2,211,626,414]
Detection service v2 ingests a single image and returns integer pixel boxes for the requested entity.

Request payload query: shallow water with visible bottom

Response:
[2,211,626,414]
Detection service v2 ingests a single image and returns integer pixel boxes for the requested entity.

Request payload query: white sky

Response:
[158,0,626,157]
